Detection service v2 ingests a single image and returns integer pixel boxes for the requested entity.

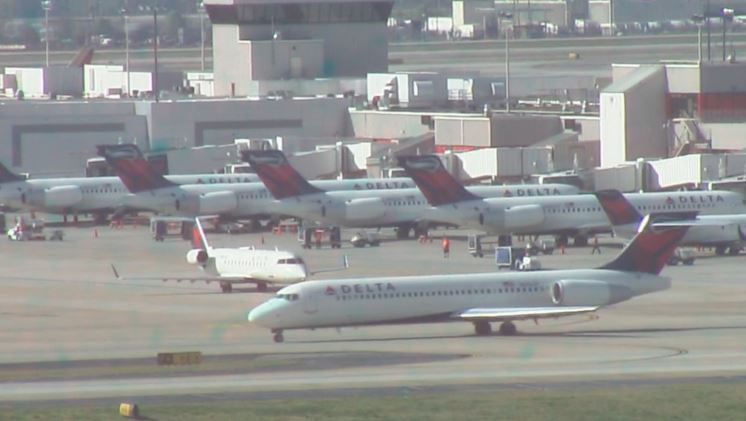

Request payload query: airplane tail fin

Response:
[594,190,643,226]
[241,150,323,199]
[96,144,176,193]
[600,215,690,275]
[596,189,699,226]
[192,218,212,252]
[397,155,480,205]
[0,162,25,183]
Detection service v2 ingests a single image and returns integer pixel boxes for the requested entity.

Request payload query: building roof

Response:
[603,65,664,94]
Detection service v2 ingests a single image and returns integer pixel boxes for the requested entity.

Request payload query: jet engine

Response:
[480,204,545,232]
[503,204,544,229]
[24,185,83,209]
[343,197,387,222]
[186,249,209,266]
[551,280,633,307]
[177,191,238,215]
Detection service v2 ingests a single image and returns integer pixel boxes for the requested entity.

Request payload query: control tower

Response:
[204,0,394,96]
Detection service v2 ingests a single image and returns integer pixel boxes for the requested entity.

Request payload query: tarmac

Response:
[1,218,746,402]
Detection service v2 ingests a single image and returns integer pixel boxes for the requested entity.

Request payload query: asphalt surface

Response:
[1,219,746,402]
[3,33,745,78]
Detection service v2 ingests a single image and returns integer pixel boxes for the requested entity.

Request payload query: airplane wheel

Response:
[257,283,268,292]
[273,332,284,343]
[474,321,492,336]
[220,283,233,293]
[715,246,727,256]
[499,321,517,336]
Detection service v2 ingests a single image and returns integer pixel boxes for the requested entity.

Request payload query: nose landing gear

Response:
[272,329,284,343]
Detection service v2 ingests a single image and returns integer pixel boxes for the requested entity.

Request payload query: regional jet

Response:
[248,215,689,343]
[595,189,746,255]
[399,155,746,245]
[112,218,347,293]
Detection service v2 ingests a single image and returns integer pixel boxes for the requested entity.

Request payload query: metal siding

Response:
[456,148,497,179]
[593,165,638,192]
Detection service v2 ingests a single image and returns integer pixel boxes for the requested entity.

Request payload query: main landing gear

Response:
[257,282,268,292]
[473,321,517,336]
[220,282,233,293]
[272,329,284,343]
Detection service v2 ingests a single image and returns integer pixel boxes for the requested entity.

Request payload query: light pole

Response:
[722,8,734,62]
[153,6,159,102]
[121,7,130,96]
[691,14,704,63]
[499,11,513,113]
[706,0,711,61]
[198,1,206,71]
[42,0,51,67]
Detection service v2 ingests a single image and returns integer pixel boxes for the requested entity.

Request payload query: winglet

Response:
[310,255,350,276]
[397,155,480,205]
[241,150,323,199]
[0,161,26,183]
[600,215,690,275]
[111,264,121,279]
[594,190,643,226]
[96,144,176,193]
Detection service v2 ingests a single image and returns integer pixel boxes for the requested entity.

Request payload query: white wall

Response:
[600,92,626,166]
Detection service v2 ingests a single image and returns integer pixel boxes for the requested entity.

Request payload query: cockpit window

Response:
[276,293,300,301]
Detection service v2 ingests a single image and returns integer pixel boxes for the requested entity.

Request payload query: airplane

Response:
[97,144,439,226]
[595,189,746,255]
[241,150,579,238]
[112,218,348,293]
[0,159,261,223]
[398,154,746,245]
[248,215,689,343]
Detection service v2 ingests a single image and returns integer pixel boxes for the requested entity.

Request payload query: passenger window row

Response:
[334,285,548,301]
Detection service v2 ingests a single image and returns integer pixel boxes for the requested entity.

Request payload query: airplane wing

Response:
[309,255,350,276]
[454,306,599,322]
[110,264,254,285]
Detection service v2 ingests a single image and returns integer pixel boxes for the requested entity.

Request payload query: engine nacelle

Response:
[177,191,238,215]
[25,185,83,209]
[504,204,544,229]
[186,249,209,266]
[479,204,544,232]
[551,280,633,307]
[343,197,387,222]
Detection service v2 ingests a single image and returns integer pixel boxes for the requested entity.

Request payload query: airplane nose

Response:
[248,304,268,324]
[248,300,283,327]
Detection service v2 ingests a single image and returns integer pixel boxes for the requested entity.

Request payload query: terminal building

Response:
[204,0,394,96]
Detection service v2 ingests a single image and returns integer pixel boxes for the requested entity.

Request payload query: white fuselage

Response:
[268,184,579,228]
[614,214,746,247]
[425,190,746,235]
[195,247,307,285]
[116,177,420,217]
[248,269,669,330]
[0,174,259,214]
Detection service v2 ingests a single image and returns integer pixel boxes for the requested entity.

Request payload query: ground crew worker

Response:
[591,236,601,254]
[442,236,451,258]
